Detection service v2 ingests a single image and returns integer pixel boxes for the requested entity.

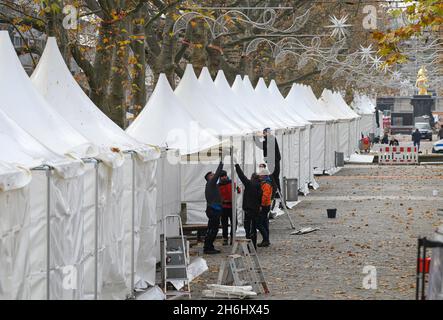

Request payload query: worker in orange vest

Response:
[257,167,272,247]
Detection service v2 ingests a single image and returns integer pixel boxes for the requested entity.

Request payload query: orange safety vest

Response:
[261,182,273,207]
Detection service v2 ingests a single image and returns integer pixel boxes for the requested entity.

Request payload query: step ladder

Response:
[218,238,270,295]
[160,215,191,300]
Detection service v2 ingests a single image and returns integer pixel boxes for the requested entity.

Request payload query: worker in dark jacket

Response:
[439,127,443,140]
[254,128,282,193]
[412,129,422,152]
[203,161,224,254]
[235,164,262,249]
[218,171,240,246]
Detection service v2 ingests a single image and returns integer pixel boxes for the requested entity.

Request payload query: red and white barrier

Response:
[378,145,418,164]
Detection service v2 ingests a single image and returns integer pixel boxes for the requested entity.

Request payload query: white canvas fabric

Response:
[199,68,254,133]
[127,74,220,155]
[0,31,96,159]
[352,94,376,136]
[285,84,335,173]
[231,76,270,128]
[31,37,158,167]
[254,78,294,128]
[268,80,316,191]
[175,65,242,136]
[214,71,262,131]
[30,37,161,299]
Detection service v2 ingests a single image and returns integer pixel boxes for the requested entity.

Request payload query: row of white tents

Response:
[0,30,377,299]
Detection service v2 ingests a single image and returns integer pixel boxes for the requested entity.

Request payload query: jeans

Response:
[414,141,420,151]
[244,210,258,248]
[257,206,270,243]
[221,207,236,240]
[204,207,221,250]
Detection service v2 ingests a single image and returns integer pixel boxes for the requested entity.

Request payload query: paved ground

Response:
[190,164,443,300]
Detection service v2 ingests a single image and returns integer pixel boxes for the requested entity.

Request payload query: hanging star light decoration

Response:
[391,71,402,81]
[325,15,352,39]
[370,55,383,71]
[359,44,375,63]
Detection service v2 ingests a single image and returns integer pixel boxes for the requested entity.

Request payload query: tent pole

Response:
[82,158,101,300]
[230,140,236,244]
[94,161,99,300]
[32,165,53,300]
[124,150,137,299]
[46,167,52,300]
[298,128,302,191]
[323,123,327,171]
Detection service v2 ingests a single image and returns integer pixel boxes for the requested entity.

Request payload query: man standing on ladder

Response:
[254,128,282,211]
[204,161,224,254]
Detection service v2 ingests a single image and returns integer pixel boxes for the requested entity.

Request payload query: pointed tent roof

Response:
[214,71,262,131]
[319,89,355,120]
[0,108,83,175]
[127,74,220,155]
[352,94,375,115]
[331,91,360,119]
[31,37,158,165]
[231,75,270,129]
[301,86,338,120]
[0,31,96,159]
[198,67,253,132]
[247,77,289,129]
[286,84,335,122]
[268,80,310,127]
[175,64,241,136]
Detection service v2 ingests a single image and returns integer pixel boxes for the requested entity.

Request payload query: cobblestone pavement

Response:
[189,164,443,300]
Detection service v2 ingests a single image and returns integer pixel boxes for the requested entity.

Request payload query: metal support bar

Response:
[31,165,53,300]
[123,150,137,299]
[230,141,237,243]
[82,158,102,300]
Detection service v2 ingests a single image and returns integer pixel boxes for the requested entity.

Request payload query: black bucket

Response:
[327,209,337,219]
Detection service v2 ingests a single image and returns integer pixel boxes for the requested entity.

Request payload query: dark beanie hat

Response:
[220,170,228,177]
[204,171,213,181]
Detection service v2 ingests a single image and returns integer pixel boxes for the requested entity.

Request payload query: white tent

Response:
[0,30,103,300]
[0,108,87,300]
[127,72,221,226]
[231,75,272,129]
[352,94,376,137]
[127,74,220,156]
[31,37,161,299]
[255,78,309,194]
[286,84,337,174]
[175,64,242,137]
[320,90,360,158]
[214,71,262,132]
[268,81,317,191]
[319,89,354,159]
[0,32,96,158]
[199,67,255,133]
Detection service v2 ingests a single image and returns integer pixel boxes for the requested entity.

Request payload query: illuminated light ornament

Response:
[325,15,352,39]
[370,55,383,71]
[359,44,375,63]
[391,71,402,81]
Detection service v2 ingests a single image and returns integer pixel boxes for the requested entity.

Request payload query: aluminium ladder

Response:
[160,215,191,299]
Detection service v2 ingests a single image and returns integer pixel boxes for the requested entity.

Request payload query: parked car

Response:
[432,139,443,153]
[413,122,433,141]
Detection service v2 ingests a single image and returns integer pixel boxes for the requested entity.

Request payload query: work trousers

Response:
[244,210,258,248]
[221,207,236,240]
[257,206,270,243]
[204,207,221,250]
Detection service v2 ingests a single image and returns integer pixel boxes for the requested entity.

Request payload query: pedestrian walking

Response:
[412,129,422,152]
[235,164,262,249]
